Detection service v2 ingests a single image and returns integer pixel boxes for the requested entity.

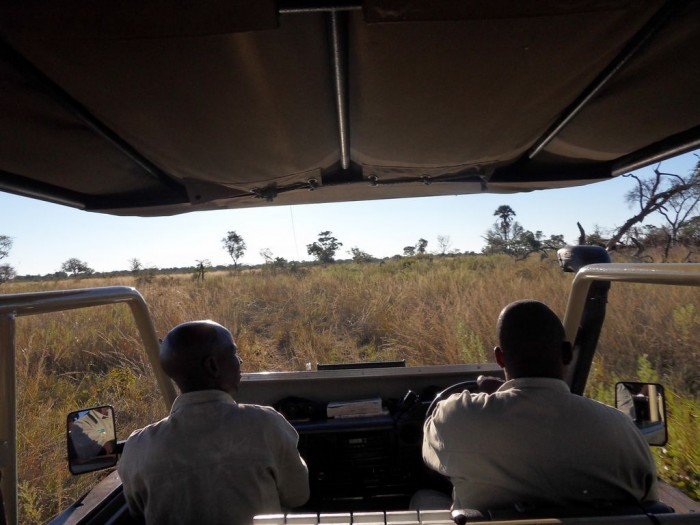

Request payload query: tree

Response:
[494,205,516,243]
[129,258,143,274]
[678,216,700,248]
[61,258,94,277]
[193,259,211,281]
[483,206,524,256]
[0,235,15,284]
[222,231,247,269]
[0,235,11,260]
[349,247,373,263]
[403,246,416,257]
[483,206,565,258]
[607,161,700,252]
[307,231,342,263]
[436,235,452,255]
[0,264,16,284]
[416,238,428,255]
[259,248,274,265]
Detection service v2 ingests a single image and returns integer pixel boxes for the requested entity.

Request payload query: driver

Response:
[118,320,310,525]
[422,300,658,513]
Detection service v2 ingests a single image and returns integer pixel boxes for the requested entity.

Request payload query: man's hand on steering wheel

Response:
[476,375,505,394]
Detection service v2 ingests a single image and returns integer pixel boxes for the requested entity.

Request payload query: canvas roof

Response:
[1,0,699,216]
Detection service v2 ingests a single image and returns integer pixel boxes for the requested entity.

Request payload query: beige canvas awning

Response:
[1,0,699,216]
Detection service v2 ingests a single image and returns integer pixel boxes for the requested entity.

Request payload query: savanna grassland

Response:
[3,253,699,523]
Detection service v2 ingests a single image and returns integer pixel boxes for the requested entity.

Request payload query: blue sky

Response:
[2,151,698,276]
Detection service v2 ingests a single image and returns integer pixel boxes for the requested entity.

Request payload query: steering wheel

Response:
[424,380,479,421]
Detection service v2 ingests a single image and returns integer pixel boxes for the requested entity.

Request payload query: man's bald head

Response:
[495,300,571,380]
[160,320,241,395]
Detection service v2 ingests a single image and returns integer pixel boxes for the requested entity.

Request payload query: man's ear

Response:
[494,346,506,368]
[561,341,573,365]
[202,355,221,378]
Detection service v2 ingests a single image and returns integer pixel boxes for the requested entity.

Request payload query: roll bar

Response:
[562,263,700,393]
[0,286,176,525]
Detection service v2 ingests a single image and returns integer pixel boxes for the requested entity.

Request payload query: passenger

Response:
[118,320,310,525]
[421,300,658,513]
[70,407,116,458]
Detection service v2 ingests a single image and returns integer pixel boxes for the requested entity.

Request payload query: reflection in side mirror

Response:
[615,382,667,446]
[67,406,118,475]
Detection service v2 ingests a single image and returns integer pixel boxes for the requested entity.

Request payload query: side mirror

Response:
[67,406,118,474]
[615,382,667,446]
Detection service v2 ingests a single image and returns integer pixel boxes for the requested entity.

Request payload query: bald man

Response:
[118,321,309,525]
[422,300,658,513]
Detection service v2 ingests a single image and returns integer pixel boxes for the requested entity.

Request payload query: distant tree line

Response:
[2,159,699,282]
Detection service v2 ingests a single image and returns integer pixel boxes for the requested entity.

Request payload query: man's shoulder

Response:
[434,390,491,420]
[237,403,288,423]
[122,415,170,448]
[571,392,637,423]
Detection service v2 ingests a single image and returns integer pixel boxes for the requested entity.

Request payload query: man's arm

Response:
[273,417,310,508]
[117,435,147,523]
[422,401,451,476]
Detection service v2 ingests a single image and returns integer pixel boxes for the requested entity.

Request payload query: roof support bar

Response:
[527,1,688,160]
[280,3,354,170]
[278,1,361,15]
[612,125,700,176]
[0,287,177,525]
[328,11,351,170]
[0,314,17,525]
[562,263,700,393]
[0,38,183,191]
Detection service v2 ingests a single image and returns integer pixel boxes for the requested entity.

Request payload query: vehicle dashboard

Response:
[237,364,502,513]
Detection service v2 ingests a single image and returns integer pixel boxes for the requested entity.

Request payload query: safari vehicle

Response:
[1,1,700,524]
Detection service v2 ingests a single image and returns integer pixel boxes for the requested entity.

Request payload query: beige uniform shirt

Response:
[71,409,115,458]
[423,377,658,512]
[118,390,309,525]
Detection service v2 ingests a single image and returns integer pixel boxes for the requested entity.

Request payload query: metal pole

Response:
[329,11,350,170]
[0,314,17,525]
[527,1,687,160]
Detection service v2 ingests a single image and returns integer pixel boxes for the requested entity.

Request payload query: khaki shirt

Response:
[71,409,115,458]
[118,390,309,525]
[423,377,658,512]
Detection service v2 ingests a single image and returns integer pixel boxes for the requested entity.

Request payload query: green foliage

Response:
[0,263,16,284]
[1,235,16,282]
[222,231,247,268]
[60,258,93,277]
[636,354,658,384]
[0,234,12,260]
[349,247,373,263]
[456,322,487,362]
[192,259,211,281]
[678,216,700,247]
[307,231,342,263]
[436,235,452,255]
[585,226,608,247]
[672,303,699,343]
[18,481,44,524]
[655,388,700,500]
[483,206,566,259]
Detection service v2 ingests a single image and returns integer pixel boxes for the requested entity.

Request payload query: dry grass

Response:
[3,252,698,522]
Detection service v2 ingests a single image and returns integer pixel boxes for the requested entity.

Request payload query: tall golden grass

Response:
[4,253,699,522]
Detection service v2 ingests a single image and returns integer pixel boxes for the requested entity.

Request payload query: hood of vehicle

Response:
[1,0,699,216]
